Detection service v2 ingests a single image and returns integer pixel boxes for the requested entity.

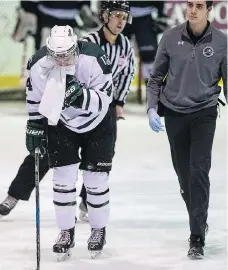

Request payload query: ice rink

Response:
[0,102,227,270]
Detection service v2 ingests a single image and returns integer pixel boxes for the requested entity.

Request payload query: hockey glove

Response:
[26,119,47,157]
[148,108,164,133]
[64,75,84,108]
[12,8,37,42]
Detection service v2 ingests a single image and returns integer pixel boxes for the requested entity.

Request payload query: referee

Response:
[147,0,227,259]
[0,0,135,221]
[82,0,135,120]
[78,0,135,220]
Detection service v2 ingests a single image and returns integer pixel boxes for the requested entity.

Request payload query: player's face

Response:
[186,1,210,25]
[107,10,128,35]
[50,54,75,67]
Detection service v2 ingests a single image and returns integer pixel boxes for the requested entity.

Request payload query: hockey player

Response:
[0,0,99,221]
[0,0,135,224]
[147,0,227,259]
[123,1,168,85]
[12,0,100,50]
[26,25,115,259]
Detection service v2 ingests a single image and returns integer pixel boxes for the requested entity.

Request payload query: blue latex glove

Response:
[148,108,164,133]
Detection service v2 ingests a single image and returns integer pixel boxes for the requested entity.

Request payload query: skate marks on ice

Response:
[0,110,227,270]
[0,219,225,270]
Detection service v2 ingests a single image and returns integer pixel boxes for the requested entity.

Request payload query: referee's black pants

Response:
[8,154,49,201]
[8,154,87,202]
[164,106,217,242]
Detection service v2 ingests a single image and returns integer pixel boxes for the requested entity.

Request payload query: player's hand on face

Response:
[64,75,84,108]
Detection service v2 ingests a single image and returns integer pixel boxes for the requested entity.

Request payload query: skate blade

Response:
[90,250,102,259]
[0,213,8,219]
[188,253,204,260]
[55,249,72,262]
[79,211,88,222]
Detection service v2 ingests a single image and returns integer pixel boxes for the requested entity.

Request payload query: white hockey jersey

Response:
[26,41,113,133]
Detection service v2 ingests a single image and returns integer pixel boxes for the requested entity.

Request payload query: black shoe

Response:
[0,195,18,217]
[188,235,204,260]
[53,227,75,261]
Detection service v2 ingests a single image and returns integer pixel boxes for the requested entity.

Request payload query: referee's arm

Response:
[115,46,135,106]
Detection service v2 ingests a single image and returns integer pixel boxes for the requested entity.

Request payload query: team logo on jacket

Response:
[118,55,127,67]
[203,46,214,57]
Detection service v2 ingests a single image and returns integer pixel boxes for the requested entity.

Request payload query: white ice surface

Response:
[0,103,227,270]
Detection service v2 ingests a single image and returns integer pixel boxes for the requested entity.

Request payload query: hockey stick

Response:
[35,147,41,270]
[19,38,28,88]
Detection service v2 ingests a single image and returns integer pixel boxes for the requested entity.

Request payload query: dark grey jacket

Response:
[147,22,227,113]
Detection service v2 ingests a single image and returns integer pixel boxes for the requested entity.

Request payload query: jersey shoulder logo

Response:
[203,46,214,58]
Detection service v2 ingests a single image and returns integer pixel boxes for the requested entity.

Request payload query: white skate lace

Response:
[89,229,103,244]
[2,196,18,209]
[55,230,70,245]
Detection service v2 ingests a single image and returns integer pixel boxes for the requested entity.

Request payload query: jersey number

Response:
[106,84,112,97]
[26,78,33,91]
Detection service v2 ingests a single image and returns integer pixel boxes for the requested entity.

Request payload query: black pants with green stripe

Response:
[164,106,217,242]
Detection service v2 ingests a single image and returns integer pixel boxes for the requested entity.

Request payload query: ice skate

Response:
[0,195,18,218]
[53,227,75,261]
[79,200,88,222]
[88,227,106,259]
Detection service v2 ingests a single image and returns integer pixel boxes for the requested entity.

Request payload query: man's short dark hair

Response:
[206,1,213,8]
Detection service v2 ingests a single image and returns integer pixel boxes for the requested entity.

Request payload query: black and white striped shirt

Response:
[82,27,135,106]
